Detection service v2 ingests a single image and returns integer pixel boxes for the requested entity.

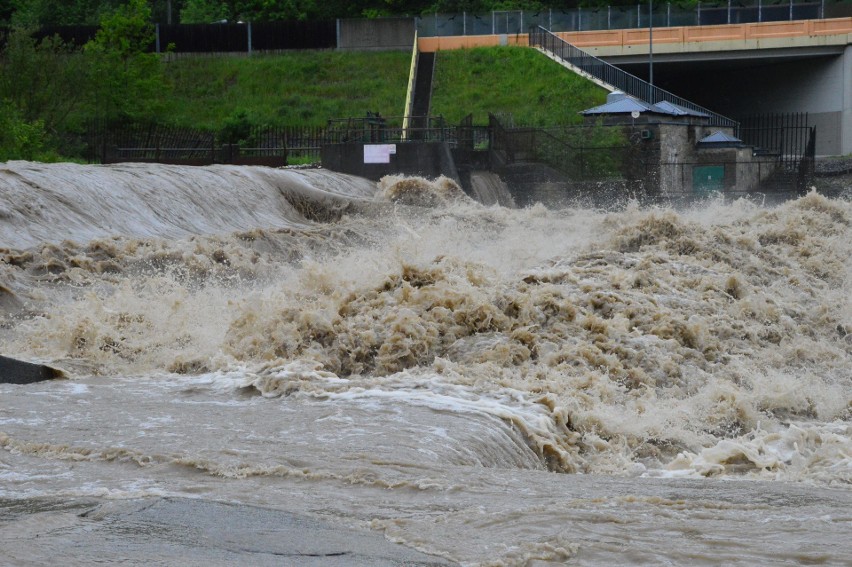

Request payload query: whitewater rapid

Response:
[0,161,850,565]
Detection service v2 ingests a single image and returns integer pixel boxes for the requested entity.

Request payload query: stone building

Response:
[581,92,776,196]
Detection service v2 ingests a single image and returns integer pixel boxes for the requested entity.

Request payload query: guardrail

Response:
[416,1,850,37]
[529,26,738,130]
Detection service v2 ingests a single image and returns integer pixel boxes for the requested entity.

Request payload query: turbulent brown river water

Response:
[1,161,850,565]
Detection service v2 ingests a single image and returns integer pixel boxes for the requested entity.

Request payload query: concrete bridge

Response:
[418,17,852,155]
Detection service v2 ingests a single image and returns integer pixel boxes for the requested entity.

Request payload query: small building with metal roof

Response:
[579,93,777,196]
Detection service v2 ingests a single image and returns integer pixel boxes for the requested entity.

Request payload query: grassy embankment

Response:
[162,46,607,130]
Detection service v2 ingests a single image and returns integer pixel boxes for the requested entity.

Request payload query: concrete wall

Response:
[668,51,849,155]
[321,142,460,183]
[337,18,415,51]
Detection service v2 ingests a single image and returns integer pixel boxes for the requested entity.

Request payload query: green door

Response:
[693,165,725,195]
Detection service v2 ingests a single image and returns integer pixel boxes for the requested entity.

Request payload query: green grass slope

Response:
[430,46,608,126]
[163,50,412,128]
[161,46,606,130]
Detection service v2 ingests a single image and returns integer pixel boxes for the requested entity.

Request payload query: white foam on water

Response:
[0,163,850,565]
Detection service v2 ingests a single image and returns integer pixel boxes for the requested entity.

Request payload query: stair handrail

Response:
[402,31,419,140]
[529,26,738,131]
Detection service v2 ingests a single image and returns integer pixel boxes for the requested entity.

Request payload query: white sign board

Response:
[364,144,397,164]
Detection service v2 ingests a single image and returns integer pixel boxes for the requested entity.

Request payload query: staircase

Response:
[408,52,435,140]
[528,26,737,130]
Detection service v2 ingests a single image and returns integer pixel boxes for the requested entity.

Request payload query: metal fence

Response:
[739,112,813,159]
[739,112,817,190]
[488,116,636,179]
[529,26,738,129]
[416,0,851,36]
[486,112,815,197]
[82,117,490,165]
[0,20,336,53]
[85,121,327,165]
[83,114,815,203]
[155,21,336,54]
[325,115,489,147]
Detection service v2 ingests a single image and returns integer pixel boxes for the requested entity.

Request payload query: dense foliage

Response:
[1,0,676,25]
[0,0,168,159]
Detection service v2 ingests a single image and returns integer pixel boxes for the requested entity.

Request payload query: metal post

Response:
[608,6,611,30]
[697,1,701,26]
[758,0,762,22]
[463,11,466,35]
[492,11,495,35]
[155,23,160,54]
[649,0,654,88]
[247,21,252,56]
[727,0,731,24]
[789,0,793,21]
[667,2,671,27]
[578,7,582,31]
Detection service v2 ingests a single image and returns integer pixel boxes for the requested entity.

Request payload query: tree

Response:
[6,0,128,26]
[0,27,89,134]
[150,0,188,24]
[0,99,59,161]
[83,0,166,121]
[179,0,228,23]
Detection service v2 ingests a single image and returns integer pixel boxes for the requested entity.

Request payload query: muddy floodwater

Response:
[1,161,850,565]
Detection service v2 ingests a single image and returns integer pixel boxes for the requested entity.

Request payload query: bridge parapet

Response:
[418,17,852,53]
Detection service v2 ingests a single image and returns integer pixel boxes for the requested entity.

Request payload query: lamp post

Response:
[649,0,654,90]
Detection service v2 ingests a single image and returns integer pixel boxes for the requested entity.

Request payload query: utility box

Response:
[693,165,725,195]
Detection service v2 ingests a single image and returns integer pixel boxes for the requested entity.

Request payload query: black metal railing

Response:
[0,20,337,53]
[325,115,466,145]
[739,112,812,159]
[458,113,475,151]
[84,117,492,165]
[488,113,513,163]
[529,26,739,130]
[738,112,816,191]
[417,1,851,37]
[84,121,323,165]
[487,114,631,179]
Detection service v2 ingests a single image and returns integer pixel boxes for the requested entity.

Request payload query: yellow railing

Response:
[402,31,419,141]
